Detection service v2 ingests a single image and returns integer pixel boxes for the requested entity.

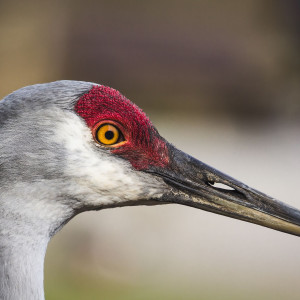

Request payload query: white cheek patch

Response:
[54,111,167,207]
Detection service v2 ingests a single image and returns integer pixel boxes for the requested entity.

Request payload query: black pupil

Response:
[105,130,114,140]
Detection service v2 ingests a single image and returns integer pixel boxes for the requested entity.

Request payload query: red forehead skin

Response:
[75,85,169,170]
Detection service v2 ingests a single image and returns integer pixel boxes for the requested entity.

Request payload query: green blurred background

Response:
[1,1,300,299]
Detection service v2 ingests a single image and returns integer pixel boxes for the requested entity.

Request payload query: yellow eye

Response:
[96,124,121,145]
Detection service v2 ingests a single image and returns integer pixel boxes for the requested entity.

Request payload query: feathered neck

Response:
[0,185,74,300]
[0,223,48,300]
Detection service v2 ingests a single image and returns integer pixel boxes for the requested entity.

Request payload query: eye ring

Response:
[93,121,126,147]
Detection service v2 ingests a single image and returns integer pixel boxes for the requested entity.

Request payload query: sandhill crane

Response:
[0,80,300,300]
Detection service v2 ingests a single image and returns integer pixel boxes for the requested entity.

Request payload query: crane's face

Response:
[3,81,299,236]
[52,85,170,210]
[70,84,300,237]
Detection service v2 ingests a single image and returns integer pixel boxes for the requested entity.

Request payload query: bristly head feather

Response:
[75,85,169,170]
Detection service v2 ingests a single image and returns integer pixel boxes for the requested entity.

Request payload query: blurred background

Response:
[1,0,300,299]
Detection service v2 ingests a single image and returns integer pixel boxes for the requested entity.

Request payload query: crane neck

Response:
[0,225,48,300]
[0,185,75,300]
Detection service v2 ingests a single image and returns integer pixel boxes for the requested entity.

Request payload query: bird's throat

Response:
[0,189,75,300]
[0,221,49,300]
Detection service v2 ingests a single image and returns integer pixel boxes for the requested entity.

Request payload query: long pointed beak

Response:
[148,144,300,237]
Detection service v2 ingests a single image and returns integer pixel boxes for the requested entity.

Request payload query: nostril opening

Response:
[207,181,236,191]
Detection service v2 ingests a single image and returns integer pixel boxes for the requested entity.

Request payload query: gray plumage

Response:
[0,81,92,299]
[0,81,165,299]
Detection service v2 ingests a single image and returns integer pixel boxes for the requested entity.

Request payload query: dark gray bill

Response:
[147,144,300,237]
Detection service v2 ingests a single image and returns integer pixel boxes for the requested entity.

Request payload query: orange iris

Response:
[96,124,120,145]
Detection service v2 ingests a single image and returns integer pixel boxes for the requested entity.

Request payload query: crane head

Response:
[1,80,300,237]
